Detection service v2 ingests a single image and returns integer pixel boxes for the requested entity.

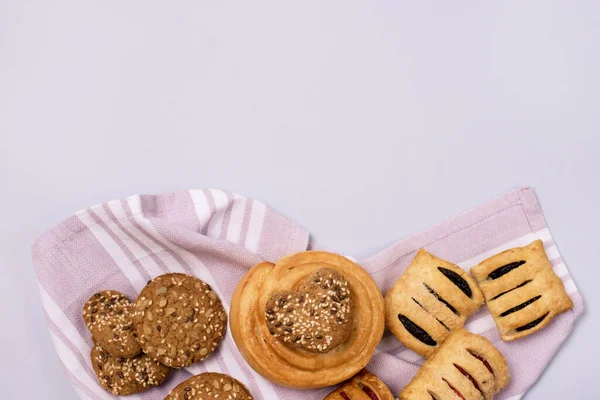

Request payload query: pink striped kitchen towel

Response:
[32,187,583,400]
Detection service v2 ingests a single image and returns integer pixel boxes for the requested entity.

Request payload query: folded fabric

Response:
[32,187,583,400]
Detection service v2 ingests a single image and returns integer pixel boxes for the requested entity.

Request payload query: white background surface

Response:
[1,1,599,398]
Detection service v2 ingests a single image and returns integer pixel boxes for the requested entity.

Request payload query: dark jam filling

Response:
[339,391,351,400]
[468,351,494,376]
[454,364,483,397]
[412,298,450,331]
[424,283,459,315]
[515,313,549,332]
[487,260,526,280]
[442,378,465,400]
[398,314,437,346]
[438,267,472,298]
[490,280,532,300]
[428,392,441,400]
[358,382,380,400]
[499,295,542,317]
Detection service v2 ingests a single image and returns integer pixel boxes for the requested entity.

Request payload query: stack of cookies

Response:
[83,273,251,398]
[83,289,170,395]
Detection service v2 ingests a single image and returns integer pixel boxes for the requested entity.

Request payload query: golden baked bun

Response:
[230,251,385,389]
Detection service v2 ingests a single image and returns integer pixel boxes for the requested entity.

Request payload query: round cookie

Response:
[165,372,253,400]
[132,273,227,368]
[264,267,353,353]
[91,343,170,395]
[83,290,141,358]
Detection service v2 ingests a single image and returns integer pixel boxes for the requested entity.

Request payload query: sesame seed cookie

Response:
[264,268,352,353]
[91,343,170,396]
[165,372,252,400]
[83,290,141,358]
[132,273,227,368]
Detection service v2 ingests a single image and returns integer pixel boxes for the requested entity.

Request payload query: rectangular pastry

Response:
[470,239,573,341]
[385,249,484,358]
[399,329,509,400]
[325,369,394,400]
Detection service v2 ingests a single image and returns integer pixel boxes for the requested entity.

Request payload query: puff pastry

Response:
[325,369,394,400]
[400,329,509,400]
[230,251,385,389]
[385,249,484,357]
[470,239,573,341]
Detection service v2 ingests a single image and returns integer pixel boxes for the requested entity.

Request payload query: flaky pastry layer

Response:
[400,329,509,400]
[230,251,385,389]
[470,240,573,341]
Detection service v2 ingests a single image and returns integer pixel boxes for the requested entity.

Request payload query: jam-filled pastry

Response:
[385,249,484,358]
[325,369,394,400]
[470,239,573,341]
[230,251,385,389]
[399,329,509,400]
